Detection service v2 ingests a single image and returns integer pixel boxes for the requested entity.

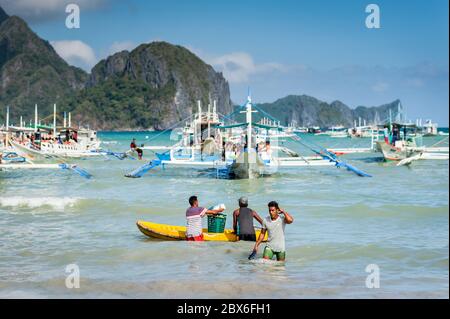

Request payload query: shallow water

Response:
[0,132,448,298]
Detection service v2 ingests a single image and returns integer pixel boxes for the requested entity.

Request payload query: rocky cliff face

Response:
[0,8,87,122]
[75,42,232,130]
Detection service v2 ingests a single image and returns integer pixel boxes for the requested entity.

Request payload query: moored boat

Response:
[376,122,448,162]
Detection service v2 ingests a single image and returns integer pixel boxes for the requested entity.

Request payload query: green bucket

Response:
[207,213,227,233]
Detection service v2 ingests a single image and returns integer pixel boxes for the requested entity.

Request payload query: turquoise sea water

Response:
[0,131,448,298]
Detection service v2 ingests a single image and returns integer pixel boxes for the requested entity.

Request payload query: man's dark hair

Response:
[268,201,279,209]
[189,196,198,206]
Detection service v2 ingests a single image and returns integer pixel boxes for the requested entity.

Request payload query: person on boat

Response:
[251,201,294,261]
[392,125,400,146]
[383,127,389,144]
[222,140,226,161]
[65,129,70,143]
[233,197,263,241]
[33,129,41,149]
[130,138,143,160]
[185,195,224,241]
[72,130,78,143]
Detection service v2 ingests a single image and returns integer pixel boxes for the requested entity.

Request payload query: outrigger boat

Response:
[318,125,349,138]
[0,149,92,179]
[376,122,449,163]
[126,94,372,179]
[9,127,101,162]
[5,104,102,163]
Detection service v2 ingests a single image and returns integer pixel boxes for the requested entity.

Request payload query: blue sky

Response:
[2,0,448,124]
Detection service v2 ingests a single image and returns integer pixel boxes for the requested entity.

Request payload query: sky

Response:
[1,0,449,125]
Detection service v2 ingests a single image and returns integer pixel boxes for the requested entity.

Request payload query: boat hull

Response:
[10,140,56,162]
[136,220,267,242]
[229,149,268,179]
[10,140,101,162]
[376,141,421,161]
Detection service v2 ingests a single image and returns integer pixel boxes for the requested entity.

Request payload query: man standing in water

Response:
[251,201,294,261]
[233,197,263,241]
[130,138,143,160]
[186,195,224,241]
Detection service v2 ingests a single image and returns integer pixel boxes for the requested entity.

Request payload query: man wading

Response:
[233,196,263,241]
[251,201,294,261]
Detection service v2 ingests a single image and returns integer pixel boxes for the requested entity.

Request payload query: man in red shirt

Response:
[130,138,143,160]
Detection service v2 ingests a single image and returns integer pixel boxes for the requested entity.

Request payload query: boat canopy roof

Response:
[4,126,36,133]
[58,127,78,132]
[214,122,283,131]
[380,122,417,129]
[214,122,248,129]
[391,122,417,128]
[252,122,283,131]
[7,126,50,132]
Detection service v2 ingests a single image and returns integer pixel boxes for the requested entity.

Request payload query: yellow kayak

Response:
[136,220,267,242]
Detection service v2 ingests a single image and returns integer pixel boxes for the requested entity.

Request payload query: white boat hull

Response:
[10,140,101,162]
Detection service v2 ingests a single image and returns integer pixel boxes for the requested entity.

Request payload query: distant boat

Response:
[10,128,101,162]
[307,126,321,134]
[421,119,439,136]
[376,122,449,162]
[5,104,102,162]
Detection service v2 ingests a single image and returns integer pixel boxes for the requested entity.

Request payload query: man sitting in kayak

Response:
[251,201,294,261]
[130,138,143,160]
[186,195,224,241]
[233,196,263,241]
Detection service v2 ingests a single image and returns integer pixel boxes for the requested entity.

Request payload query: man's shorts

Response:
[186,234,204,241]
[239,234,256,241]
[263,246,286,261]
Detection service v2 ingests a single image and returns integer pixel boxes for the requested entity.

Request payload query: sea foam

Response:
[0,196,81,210]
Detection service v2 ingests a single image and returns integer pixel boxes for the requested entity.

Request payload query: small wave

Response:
[249,258,286,266]
[101,141,118,145]
[0,196,81,210]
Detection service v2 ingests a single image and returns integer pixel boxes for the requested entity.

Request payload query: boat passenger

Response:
[222,141,226,161]
[392,125,400,146]
[233,197,263,241]
[130,138,143,160]
[72,131,78,143]
[251,201,294,261]
[130,138,137,149]
[33,129,41,149]
[185,195,224,242]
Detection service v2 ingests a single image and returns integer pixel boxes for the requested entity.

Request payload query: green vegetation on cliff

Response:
[69,77,176,130]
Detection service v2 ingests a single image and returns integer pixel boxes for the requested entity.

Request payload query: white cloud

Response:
[51,40,97,70]
[405,78,424,88]
[1,0,106,23]
[208,52,287,83]
[371,82,389,93]
[186,46,288,84]
[108,41,137,55]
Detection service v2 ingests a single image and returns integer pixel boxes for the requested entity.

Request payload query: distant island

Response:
[0,6,400,130]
